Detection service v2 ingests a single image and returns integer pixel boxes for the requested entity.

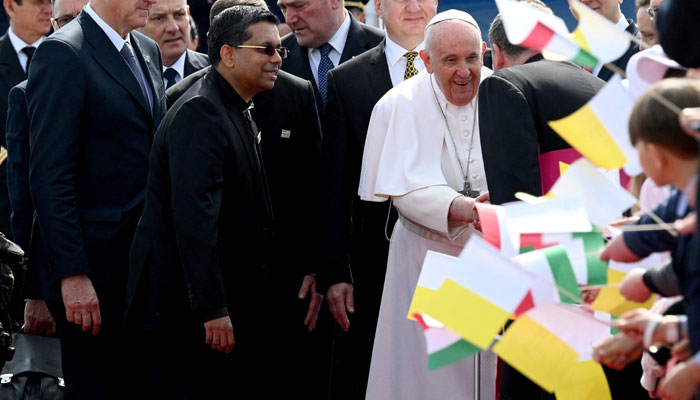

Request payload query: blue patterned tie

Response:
[317,43,334,103]
[120,42,153,113]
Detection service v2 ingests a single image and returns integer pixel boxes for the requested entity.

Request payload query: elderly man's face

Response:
[635,5,657,50]
[375,0,437,45]
[278,0,341,49]
[232,21,282,97]
[4,0,52,40]
[421,21,482,106]
[51,0,87,30]
[578,0,622,22]
[139,0,189,67]
[109,0,156,30]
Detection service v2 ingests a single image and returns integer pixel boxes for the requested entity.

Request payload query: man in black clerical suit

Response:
[278,0,383,115]
[165,2,326,397]
[26,0,165,397]
[572,0,639,81]
[0,0,51,241]
[138,0,209,88]
[321,0,436,397]
[125,6,308,398]
[480,10,648,400]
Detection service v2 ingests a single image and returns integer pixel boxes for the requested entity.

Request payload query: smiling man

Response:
[138,0,208,88]
[124,6,294,398]
[25,0,165,397]
[358,9,495,400]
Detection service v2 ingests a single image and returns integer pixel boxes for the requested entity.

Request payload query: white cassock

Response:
[359,68,496,400]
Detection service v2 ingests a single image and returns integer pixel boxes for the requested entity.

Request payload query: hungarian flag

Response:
[413,313,480,371]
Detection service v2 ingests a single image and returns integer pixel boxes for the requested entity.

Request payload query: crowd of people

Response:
[1,0,700,398]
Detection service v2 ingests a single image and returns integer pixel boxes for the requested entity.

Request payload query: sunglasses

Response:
[645,6,658,21]
[236,45,289,59]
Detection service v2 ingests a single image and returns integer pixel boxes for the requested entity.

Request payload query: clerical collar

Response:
[524,53,544,65]
[210,67,253,113]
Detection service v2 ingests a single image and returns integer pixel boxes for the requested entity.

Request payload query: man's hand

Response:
[23,299,56,336]
[600,234,641,263]
[674,213,697,235]
[204,316,234,353]
[657,360,700,400]
[593,334,643,370]
[448,196,478,225]
[61,274,101,335]
[299,275,323,331]
[327,283,354,332]
[615,308,660,343]
[620,268,652,302]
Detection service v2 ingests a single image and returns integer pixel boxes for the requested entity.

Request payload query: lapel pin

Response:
[143,54,150,64]
[281,129,291,139]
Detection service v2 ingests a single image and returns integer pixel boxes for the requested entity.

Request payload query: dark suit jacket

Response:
[281,15,384,114]
[0,32,27,239]
[321,40,393,290]
[167,67,322,283]
[597,20,639,82]
[125,67,274,332]
[26,11,166,322]
[479,56,605,205]
[183,49,209,77]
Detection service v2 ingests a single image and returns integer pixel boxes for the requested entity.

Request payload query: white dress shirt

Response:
[384,36,425,87]
[308,10,350,85]
[163,50,187,84]
[7,28,44,73]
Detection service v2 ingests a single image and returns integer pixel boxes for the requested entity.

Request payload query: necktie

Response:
[317,43,334,103]
[22,46,36,76]
[120,42,152,113]
[164,67,178,89]
[404,51,419,80]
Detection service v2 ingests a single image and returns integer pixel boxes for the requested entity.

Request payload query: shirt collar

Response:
[384,36,425,67]
[84,3,130,51]
[326,10,350,54]
[7,27,43,55]
[164,50,187,79]
[614,14,629,31]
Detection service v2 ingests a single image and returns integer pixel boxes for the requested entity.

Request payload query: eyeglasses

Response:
[236,45,289,59]
[52,15,76,29]
[645,6,658,21]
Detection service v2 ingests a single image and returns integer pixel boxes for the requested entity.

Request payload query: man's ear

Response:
[220,45,236,68]
[420,49,433,74]
[374,0,383,20]
[3,0,15,19]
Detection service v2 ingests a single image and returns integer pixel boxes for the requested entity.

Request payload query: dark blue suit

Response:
[5,80,57,313]
[26,10,165,399]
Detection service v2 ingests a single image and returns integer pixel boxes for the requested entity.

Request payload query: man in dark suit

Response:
[26,0,165,397]
[321,0,436,397]
[572,0,639,81]
[139,0,209,88]
[278,0,383,114]
[0,0,51,241]
[5,0,87,338]
[125,6,300,398]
